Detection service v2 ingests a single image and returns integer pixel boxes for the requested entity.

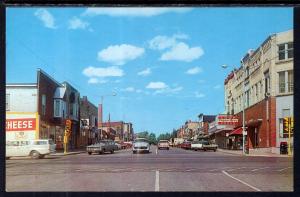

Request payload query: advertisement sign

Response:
[217,115,238,125]
[6,112,38,141]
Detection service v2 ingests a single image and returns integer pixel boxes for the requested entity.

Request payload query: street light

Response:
[100,91,117,140]
[222,64,246,155]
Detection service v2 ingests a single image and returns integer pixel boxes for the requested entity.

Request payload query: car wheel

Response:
[214,149,216,152]
[6,157,10,160]
[133,151,136,154]
[110,149,114,154]
[167,148,169,150]
[30,150,40,159]
[204,149,207,151]
[88,152,92,155]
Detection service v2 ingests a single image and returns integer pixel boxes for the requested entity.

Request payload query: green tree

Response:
[137,131,149,138]
[148,133,157,144]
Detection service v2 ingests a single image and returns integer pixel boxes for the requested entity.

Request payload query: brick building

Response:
[224,29,293,153]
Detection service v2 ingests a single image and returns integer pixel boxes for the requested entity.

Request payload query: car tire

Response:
[6,157,10,160]
[88,152,92,155]
[110,149,114,154]
[30,150,40,159]
[204,149,207,151]
[167,148,169,150]
[133,151,137,154]
[214,149,216,152]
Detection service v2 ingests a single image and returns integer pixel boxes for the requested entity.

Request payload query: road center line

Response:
[222,170,261,191]
[155,170,159,192]
[251,167,269,172]
[277,167,292,172]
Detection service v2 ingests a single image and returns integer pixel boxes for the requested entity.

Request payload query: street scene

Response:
[5,7,293,192]
[6,146,293,191]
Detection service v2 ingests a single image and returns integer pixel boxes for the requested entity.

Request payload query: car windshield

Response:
[49,139,54,145]
[159,140,168,143]
[191,141,200,144]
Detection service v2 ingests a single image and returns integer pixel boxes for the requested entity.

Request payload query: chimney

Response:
[98,104,103,127]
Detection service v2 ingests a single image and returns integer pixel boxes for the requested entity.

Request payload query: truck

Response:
[191,140,218,151]
[173,138,184,147]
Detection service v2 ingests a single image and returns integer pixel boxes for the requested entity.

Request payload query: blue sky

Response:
[6,7,293,135]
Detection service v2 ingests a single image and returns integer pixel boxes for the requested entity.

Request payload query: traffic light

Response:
[283,117,290,133]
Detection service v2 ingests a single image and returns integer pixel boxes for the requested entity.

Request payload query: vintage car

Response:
[158,140,170,150]
[180,141,192,150]
[132,138,150,154]
[86,140,118,155]
[6,139,56,159]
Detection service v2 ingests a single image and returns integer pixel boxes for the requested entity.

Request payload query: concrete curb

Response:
[52,151,86,156]
[217,149,292,158]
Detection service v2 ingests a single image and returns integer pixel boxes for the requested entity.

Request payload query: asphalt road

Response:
[6,146,293,192]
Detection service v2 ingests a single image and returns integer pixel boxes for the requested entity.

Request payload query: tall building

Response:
[224,29,293,153]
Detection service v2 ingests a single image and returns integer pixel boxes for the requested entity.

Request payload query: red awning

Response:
[229,127,243,136]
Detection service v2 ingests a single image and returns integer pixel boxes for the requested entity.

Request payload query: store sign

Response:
[217,115,238,125]
[6,118,36,131]
[6,113,38,141]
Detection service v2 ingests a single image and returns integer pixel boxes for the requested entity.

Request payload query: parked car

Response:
[181,141,192,150]
[115,142,122,150]
[191,140,205,151]
[158,140,170,150]
[6,139,56,159]
[132,138,150,154]
[86,139,118,155]
[123,141,132,149]
[202,141,218,152]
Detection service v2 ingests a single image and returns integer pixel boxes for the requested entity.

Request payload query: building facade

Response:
[224,29,293,153]
[6,69,81,150]
[79,96,98,147]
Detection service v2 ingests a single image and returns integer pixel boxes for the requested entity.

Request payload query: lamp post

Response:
[100,92,117,140]
[222,64,246,155]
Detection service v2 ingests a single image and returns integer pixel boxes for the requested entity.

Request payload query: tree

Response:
[148,133,157,145]
[137,131,149,139]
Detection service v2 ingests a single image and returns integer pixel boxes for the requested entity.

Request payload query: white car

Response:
[132,138,150,154]
[6,139,56,159]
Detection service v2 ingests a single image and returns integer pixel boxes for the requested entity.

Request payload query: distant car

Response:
[86,140,118,155]
[158,140,170,150]
[6,139,56,159]
[115,142,122,150]
[191,140,205,151]
[202,141,218,152]
[132,138,150,154]
[181,141,192,150]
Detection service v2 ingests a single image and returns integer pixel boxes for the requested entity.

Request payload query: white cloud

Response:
[198,79,206,84]
[149,34,188,50]
[88,78,108,84]
[136,89,142,93]
[154,86,183,95]
[186,67,203,75]
[214,85,222,89]
[195,92,206,98]
[137,68,152,76]
[68,17,90,30]
[122,87,135,92]
[97,44,145,65]
[146,82,168,89]
[83,66,124,77]
[160,42,204,62]
[82,8,192,17]
[34,9,57,29]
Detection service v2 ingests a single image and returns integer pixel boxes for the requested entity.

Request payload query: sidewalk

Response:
[52,148,86,156]
[217,148,293,158]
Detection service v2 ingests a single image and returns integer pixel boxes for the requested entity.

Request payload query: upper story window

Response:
[54,99,61,117]
[278,70,293,94]
[42,94,46,115]
[6,94,10,111]
[278,42,293,61]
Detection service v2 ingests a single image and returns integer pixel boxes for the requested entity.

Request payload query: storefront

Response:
[228,127,243,150]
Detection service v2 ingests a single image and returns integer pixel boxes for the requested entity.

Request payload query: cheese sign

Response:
[6,118,36,131]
